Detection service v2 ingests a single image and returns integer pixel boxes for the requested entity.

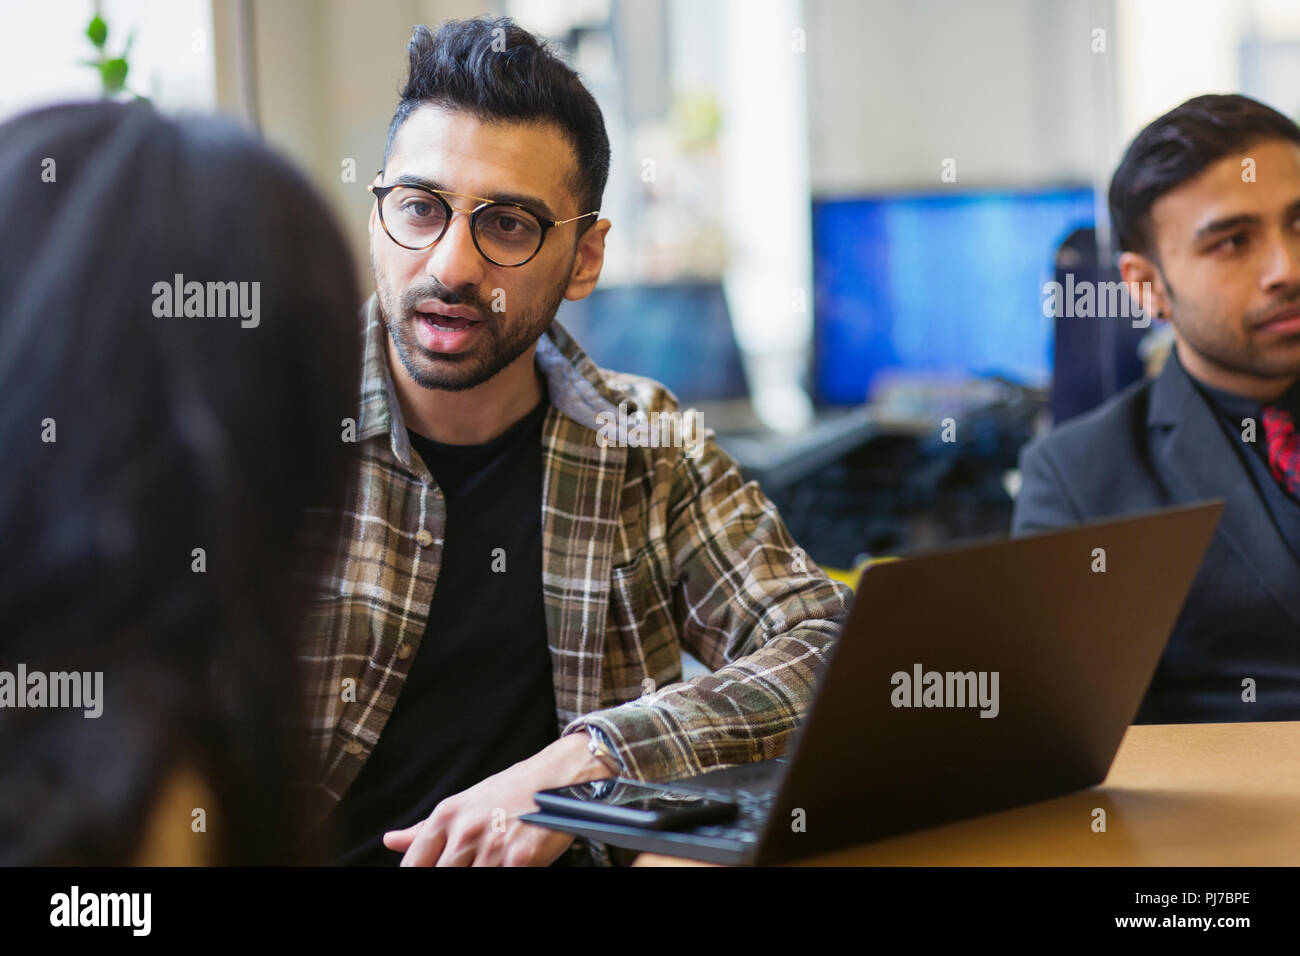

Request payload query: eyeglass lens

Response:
[382,186,544,265]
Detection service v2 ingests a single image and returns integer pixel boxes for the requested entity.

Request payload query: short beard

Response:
[374,263,569,393]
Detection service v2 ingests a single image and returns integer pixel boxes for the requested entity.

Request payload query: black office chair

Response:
[1049,227,1147,424]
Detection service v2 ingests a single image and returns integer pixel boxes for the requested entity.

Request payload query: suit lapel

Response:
[1149,354,1300,628]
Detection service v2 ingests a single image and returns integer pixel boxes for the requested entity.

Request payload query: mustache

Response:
[400,281,488,315]
[1250,286,1300,328]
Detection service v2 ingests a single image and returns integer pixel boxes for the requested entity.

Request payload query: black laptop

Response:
[521,501,1223,865]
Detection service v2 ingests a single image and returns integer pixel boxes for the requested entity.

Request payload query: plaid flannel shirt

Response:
[297,294,852,863]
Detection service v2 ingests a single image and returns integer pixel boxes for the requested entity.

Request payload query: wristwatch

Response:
[583,725,624,775]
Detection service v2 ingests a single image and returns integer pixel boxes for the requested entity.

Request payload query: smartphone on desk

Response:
[533,779,739,830]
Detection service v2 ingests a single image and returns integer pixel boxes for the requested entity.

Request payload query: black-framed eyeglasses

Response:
[368,180,599,267]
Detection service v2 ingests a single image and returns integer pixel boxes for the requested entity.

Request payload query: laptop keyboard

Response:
[687,789,777,844]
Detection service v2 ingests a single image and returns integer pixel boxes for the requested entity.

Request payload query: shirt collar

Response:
[1177,349,1262,422]
[355,294,630,467]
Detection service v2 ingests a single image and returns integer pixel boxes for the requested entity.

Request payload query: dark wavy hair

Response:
[0,100,362,864]
[1109,93,1300,258]
[383,17,610,223]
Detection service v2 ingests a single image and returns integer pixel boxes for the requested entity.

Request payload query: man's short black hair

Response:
[1108,93,1300,258]
[383,17,610,226]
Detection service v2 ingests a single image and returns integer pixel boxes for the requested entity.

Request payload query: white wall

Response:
[803,0,1102,193]
[1114,0,1300,151]
[212,0,492,293]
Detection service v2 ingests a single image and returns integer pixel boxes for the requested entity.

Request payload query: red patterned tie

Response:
[1262,406,1300,499]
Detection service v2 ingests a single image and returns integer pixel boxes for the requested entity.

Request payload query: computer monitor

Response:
[812,187,1095,405]
[554,280,749,405]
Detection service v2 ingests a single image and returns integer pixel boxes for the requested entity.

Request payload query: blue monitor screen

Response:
[554,281,748,404]
[812,187,1095,405]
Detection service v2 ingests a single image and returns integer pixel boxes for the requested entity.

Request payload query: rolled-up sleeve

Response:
[562,430,852,783]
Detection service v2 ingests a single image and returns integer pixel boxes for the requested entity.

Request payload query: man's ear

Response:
[564,219,611,302]
[1118,250,1171,319]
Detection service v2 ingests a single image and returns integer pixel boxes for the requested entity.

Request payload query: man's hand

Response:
[382,732,617,866]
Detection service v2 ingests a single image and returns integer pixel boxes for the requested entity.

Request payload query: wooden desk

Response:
[635,721,1300,866]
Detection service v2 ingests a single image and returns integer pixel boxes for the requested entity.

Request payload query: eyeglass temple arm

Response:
[551,211,600,225]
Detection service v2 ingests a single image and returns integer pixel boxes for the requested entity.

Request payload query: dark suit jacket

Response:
[1013,354,1300,722]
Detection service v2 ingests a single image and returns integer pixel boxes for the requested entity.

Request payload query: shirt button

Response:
[343,739,363,755]
[416,529,434,547]
[396,642,413,660]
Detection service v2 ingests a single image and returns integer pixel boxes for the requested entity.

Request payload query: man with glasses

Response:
[300,17,851,867]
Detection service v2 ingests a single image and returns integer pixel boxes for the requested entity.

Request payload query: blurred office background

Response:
[7,0,1300,573]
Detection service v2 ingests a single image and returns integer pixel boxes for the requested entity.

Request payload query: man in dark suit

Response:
[1014,94,1300,723]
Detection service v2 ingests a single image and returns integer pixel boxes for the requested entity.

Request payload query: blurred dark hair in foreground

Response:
[0,100,362,864]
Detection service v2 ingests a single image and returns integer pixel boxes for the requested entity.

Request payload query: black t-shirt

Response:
[326,395,558,865]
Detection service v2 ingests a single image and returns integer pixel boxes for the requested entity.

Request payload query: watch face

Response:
[586,731,620,773]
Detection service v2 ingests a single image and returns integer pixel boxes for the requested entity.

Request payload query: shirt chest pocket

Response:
[605,548,682,702]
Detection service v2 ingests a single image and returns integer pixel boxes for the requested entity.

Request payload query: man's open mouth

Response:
[415,306,482,333]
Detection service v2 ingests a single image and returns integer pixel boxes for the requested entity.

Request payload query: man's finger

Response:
[399,825,448,867]
[382,823,420,853]
[472,838,507,867]
[432,833,476,867]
